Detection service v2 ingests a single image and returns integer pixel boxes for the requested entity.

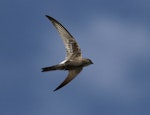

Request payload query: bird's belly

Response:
[64,62,82,70]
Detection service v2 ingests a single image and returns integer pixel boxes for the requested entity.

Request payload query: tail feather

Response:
[42,65,59,72]
[42,64,65,72]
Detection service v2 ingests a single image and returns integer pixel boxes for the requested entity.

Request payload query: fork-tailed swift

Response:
[42,15,93,91]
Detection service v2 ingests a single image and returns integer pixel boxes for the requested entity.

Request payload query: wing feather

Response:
[46,15,82,60]
[53,68,82,91]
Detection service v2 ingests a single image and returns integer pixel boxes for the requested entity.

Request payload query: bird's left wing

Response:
[54,68,82,91]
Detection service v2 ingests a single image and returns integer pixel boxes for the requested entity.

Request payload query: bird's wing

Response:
[46,15,82,60]
[53,68,82,91]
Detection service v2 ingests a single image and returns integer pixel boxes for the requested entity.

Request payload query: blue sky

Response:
[0,0,150,115]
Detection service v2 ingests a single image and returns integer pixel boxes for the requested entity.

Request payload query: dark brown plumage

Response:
[42,15,93,91]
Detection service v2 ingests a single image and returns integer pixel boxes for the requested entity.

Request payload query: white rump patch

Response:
[59,60,67,64]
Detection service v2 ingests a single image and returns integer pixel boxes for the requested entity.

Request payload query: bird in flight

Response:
[42,15,93,91]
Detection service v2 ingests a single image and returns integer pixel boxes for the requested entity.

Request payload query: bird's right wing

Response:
[53,68,82,91]
[46,15,82,60]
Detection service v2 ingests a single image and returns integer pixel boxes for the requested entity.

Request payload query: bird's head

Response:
[82,58,93,66]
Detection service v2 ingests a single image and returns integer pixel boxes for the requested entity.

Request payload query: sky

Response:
[0,0,150,115]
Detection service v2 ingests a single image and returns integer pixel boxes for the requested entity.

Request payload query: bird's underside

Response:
[42,15,93,91]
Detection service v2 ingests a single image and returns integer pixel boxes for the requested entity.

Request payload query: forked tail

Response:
[41,64,63,72]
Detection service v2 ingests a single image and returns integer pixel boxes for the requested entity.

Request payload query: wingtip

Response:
[45,15,55,21]
[53,88,58,92]
[53,89,57,92]
[45,15,48,17]
[53,87,61,92]
[45,15,50,19]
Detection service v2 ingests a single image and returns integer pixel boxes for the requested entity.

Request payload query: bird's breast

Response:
[64,60,83,70]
